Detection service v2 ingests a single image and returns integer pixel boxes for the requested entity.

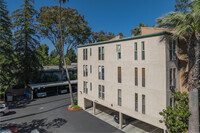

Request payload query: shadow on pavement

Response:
[2,118,67,133]
[1,104,69,123]
[5,111,16,116]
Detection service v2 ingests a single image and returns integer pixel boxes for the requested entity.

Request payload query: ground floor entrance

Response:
[84,98,164,133]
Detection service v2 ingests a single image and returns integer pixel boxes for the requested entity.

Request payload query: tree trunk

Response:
[59,53,64,81]
[188,34,200,133]
[63,57,75,105]
[59,0,74,106]
[189,88,199,133]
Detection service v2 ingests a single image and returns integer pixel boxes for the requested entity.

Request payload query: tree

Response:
[159,92,190,133]
[157,1,200,132]
[36,44,52,66]
[37,6,90,80]
[38,4,91,105]
[175,0,192,13]
[50,50,58,58]
[131,23,148,36]
[89,30,116,43]
[12,0,42,88]
[65,49,77,63]
[0,0,15,94]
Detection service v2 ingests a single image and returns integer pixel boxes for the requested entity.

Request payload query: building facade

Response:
[77,31,179,130]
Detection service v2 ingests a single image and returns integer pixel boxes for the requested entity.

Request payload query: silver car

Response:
[0,104,9,117]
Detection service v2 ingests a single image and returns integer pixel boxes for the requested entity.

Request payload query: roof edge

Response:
[78,31,172,48]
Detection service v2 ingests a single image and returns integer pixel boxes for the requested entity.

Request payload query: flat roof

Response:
[78,31,171,48]
[28,80,77,89]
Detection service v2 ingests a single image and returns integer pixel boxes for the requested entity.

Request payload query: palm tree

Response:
[58,0,75,106]
[157,1,200,132]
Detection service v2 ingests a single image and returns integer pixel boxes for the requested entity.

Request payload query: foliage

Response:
[0,0,16,93]
[157,1,200,90]
[37,5,90,82]
[42,74,59,82]
[36,44,52,66]
[131,23,148,36]
[65,49,77,63]
[89,30,115,43]
[159,92,190,133]
[50,50,58,58]
[12,0,42,87]
[69,105,82,109]
[157,1,200,132]
[37,6,91,57]
[175,0,192,13]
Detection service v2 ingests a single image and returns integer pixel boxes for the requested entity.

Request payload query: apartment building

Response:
[77,30,180,131]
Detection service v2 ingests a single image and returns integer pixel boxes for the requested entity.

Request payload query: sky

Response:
[6,0,176,53]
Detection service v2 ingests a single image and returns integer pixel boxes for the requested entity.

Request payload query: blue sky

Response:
[6,0,176,53]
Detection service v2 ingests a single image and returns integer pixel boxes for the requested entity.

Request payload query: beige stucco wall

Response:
[78,35,169,129]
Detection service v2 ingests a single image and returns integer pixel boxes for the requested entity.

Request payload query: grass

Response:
[69,105,82,110]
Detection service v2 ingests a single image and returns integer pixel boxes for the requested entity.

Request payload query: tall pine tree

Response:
[12,0,41,88]
[0,0,15,94]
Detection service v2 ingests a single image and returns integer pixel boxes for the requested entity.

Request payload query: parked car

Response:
[0,104,9,117]
[36,88,47,98]
[114,114,136,125]
[59,89,68,94]
[0,128,12,133]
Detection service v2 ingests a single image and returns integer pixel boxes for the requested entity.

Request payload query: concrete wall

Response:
[78,35,168,129]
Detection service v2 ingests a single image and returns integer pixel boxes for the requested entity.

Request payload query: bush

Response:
[69,105,81,110]
[159,92,190,133]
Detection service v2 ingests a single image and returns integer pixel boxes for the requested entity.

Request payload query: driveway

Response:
[0,93,122,133]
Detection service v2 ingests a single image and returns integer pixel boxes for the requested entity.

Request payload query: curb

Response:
[67,105,83,111]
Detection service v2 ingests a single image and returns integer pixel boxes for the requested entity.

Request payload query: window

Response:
[98,47,101,60]
[98,85,101,98]
[98,85,105,100]
[83,81,88,94]
[135,67,138,86]
[102,85,105,100]
[169,39,177,61]
[90,48,92,56]
[83,49,85,60]
[134,42,138,60]
[116,45,121,60]
[118,67,121,83]
[102,47,104,60]
[98,66,104,80]
[90,82,92,91]
[83,65,88,77]
[142,95,145,114]
[102,66,104,80]
[169,68,176,88]
[98,66,101,79]
[90,65,92,74]
[118,89,122,106]
[135,93,138,112]
[141,41,145,60]
[83,65,85,76]
[142,68,145,87]
[83,48,88,60]
[86,65,88,76]
[98,47,104,60]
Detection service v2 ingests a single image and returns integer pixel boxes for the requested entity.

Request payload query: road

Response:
[0,93,122,133]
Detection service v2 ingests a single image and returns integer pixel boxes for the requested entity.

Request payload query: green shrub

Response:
[159,92,190,133]
[69,105,81,110]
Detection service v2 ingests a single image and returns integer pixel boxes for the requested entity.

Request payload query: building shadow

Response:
[2,118,67,133]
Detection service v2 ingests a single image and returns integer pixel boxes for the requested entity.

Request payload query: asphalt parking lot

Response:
[0,93,122,133]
